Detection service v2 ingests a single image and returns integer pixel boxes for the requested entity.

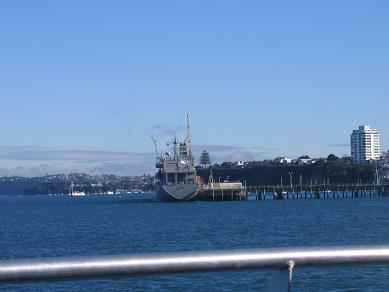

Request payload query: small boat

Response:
[69,183,85,196]
[71,191,86,196]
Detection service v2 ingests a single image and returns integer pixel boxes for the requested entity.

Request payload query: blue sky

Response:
[0,1,388,176]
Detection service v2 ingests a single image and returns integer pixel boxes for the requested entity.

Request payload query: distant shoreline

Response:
[0,160,376,196]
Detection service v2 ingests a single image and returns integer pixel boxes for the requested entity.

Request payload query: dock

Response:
[247,184,389,200]
[195,182,389,202]
[197,181,247,201]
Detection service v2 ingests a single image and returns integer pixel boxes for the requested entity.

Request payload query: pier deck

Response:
[197,188,247,201]
[247,184,389,200]
[191,184,389,201]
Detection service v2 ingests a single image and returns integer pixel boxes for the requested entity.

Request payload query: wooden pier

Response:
[196,180,248,201]
[194,183,389,202]
[247,184,389,200]
[197,188,247,201]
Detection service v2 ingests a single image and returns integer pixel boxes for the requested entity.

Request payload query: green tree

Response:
[199,150,212,168]
[327,154,340,162]
[298,155,311,160]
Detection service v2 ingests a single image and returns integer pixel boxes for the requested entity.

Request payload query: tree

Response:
[221,162,234,168]
[298,155,311,160]
[327,154,340,162]
[199,150,212,168]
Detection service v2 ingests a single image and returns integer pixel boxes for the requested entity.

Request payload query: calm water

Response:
[1,195,389,291]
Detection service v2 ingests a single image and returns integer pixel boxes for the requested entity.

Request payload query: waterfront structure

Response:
[196,170,247,201]
[350,125,380,165]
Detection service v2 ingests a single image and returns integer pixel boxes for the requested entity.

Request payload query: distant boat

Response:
[69,183,85,197]
[71,191,86,196]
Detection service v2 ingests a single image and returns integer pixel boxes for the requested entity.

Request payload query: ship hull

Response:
[154,184,199,202]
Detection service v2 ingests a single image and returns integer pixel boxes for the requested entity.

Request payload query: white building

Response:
[273,156,293,164]
[235,161,245,167]
[350,125,380,164]
[297,158,316,165]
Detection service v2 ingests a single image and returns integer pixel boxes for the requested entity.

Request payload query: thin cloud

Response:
[146,124,185,137]
[192,145,276,162]
[250,146,279,152]
[0,145,151,162]
[0,145,156,177]
[0,161,155,177]
[91,162,154,176]
[192,145,277,153]
[192,145,242,153]
[222,151,273,162]
[0,144,276,177]
[224,151,255,162]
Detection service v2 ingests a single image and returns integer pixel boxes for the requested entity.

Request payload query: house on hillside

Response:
[273,156,293,164]
[296,158,317,165]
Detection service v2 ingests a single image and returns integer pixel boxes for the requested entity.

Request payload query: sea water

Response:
[1,195,389,291]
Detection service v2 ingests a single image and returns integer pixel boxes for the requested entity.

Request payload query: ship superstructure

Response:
[153,115,199,202]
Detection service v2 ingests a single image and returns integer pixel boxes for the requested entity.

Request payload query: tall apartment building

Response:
[350,125,380,164]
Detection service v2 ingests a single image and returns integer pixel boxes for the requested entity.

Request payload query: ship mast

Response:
[186,114,192,155]
[186,114,192,144]
[151,136,159,162]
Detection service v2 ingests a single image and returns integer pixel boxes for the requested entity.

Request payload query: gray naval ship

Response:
[153,115,199,202]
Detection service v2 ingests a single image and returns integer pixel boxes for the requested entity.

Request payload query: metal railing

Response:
[2,245,389,291]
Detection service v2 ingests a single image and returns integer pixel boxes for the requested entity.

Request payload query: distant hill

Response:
[0,173,153,196]
[197,161,375,186]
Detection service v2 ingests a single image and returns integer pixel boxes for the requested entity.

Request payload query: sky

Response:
[0,1,388,176]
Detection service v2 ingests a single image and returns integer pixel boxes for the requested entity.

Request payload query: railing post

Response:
[287,261,295,292]
[267,260,295,292]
